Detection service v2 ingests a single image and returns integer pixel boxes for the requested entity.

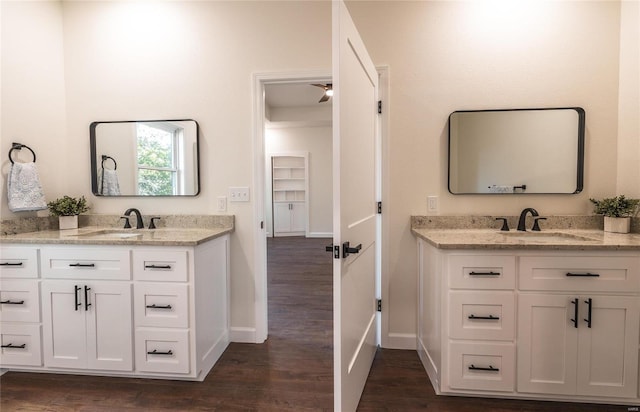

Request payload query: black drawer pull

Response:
[570,298,579,328]
[1,343,26,349]
[145,264,172,270]
[0,300,25,305]
[469,271,500,276]
[469,364,499,372]
[146,304,172,309]
[468,314,500,320]
[584,297,592,328]
[147,349,173,355]
[69,263,96,268]
[566,272,599,277]
[0,262,23,267]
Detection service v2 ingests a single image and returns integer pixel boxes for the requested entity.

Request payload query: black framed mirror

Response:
[448,107,585,194]
[90,119,200,196]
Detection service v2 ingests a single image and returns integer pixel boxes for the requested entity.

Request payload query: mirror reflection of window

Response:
[136,122,183,196]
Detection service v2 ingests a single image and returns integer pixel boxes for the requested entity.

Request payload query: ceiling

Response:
[265,83,332,108]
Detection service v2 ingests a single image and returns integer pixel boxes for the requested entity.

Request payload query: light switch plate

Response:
[217,196,227,212]
[427,195,438,213]
[229,187,250,202]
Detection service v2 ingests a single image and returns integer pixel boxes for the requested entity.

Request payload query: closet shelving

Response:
[271,155,307,237]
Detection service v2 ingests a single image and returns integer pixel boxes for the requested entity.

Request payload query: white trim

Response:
[252,70,331,344]
[308,232,333,238]
[386,333,417,350]
[229,327,257,343]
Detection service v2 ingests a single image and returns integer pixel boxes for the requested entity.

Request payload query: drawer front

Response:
[133,250,188,282]
[135,329,190,374]
[0,323,42,366]
[519,255,640,292]
[449,255,516,290]
[448,342,515,392]
[135,283,189,328]
[41,248,131,280]
[0,247,39,279]
[449,291,514,341]
[0,280,40,323]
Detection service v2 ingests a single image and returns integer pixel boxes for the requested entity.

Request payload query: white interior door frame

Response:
[252,70,331,343]
[251,68,389,346]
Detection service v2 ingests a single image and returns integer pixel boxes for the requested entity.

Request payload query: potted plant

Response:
[590,195,640,233]
[47,195,90,230]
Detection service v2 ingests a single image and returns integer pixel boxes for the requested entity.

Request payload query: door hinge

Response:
[377,299,382,312]
[377,100,382,114]
[377,201,382,214]
[334,245,340,259]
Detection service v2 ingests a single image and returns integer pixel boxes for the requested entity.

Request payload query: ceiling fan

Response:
[311,83,333,103]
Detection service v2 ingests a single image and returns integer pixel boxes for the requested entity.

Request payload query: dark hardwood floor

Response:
[0,237,629,411]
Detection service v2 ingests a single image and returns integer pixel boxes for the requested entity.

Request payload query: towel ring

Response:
[8,143,36,164]
[101,155,117,170]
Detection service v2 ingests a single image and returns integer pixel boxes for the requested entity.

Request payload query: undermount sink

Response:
[72,229,143,239]
[499,231,597,242]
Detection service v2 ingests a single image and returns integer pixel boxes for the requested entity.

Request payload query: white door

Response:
[290,203,306,233]
[517,293,578,395]
[332,1,380,410]
[273,203,292,235]
[576,295,639,398]
[42,281,87,369]
[85,282,133,371]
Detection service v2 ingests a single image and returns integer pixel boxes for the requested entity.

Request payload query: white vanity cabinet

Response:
[417,238,640,405]
[0,232,230,381]
[0,246,42,367]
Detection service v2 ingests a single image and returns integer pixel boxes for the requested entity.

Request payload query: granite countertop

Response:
[412,228,640,251]
[0,226,233,247]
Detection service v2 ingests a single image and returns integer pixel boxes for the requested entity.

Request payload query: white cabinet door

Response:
[42,281,87,369]
[290,203,306,233]
[576,296,639,398]
[42,280,132,371]
[86,282,132,371]
[273,203,292,234]
[517,294,578,395]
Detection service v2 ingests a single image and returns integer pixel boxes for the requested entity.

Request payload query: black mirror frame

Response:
[447,107,585,195]
[90,119,201,197]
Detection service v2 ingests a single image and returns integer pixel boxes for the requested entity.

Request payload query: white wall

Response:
[347,0,631,345]
[265,121,332,237]
[1,1,68,216]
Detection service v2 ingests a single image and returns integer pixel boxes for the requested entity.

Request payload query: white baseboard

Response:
[383,332,416,350]
[307,232,332,238]
[230,326,258,343]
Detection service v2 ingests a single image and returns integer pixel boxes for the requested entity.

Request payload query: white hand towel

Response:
[98,168,121,196]
[7,162,47,212]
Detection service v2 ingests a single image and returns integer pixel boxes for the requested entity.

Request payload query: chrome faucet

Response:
[517,208,539,231]
[122,208,144,229]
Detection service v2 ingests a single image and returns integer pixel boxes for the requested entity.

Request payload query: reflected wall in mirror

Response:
[90,119,200,196]
[448,108,585,194]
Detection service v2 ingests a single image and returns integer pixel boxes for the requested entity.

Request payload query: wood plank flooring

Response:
[0,237,629,411]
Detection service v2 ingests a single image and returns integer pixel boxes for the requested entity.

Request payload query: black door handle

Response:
[584,298,592,328]
[84,286,92,310]
[325,244,333,252]
[74,285,82,311]
[570,298,579,328]
[342,242,362,258]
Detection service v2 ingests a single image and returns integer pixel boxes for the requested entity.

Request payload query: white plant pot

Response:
[604,216,631,233]
[59,215,78,230]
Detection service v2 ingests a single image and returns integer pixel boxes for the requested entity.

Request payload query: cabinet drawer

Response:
[519,255,640,292]
[448,255,515,290]
[41,248,131,280]
[135,329,189,374]
[449,291,514,341]
[135,283,189,328]
[448,342,515,392]
[0,323,42,366]
[133,250,188,282]
[0,280,40,322]
[0,247,39,279]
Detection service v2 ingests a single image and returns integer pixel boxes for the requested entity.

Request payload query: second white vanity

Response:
[0,224,232,381]
[413,221,640,405]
